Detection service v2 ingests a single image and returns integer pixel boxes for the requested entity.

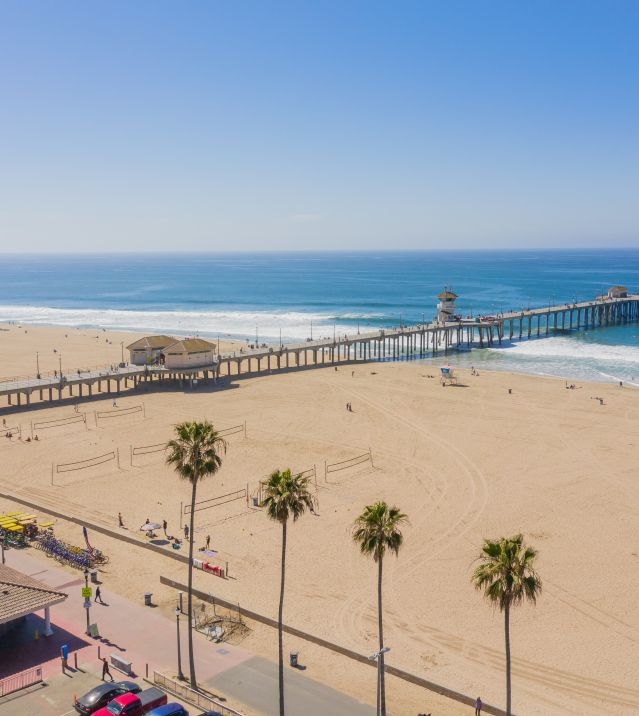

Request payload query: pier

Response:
[1,293,638,411]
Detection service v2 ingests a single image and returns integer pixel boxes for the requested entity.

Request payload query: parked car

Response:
[93,688,167,716]
[75,681,141,714]
[147,704,189,716]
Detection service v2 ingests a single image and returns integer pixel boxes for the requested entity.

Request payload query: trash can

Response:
[90,570,98,583]
[289,651,298,668]
[144,593,153,607]
[252,497,259,507]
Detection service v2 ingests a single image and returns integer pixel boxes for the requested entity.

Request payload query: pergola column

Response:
[44,606,54,636]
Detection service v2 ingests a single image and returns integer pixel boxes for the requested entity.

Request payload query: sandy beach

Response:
[2,322,639,715]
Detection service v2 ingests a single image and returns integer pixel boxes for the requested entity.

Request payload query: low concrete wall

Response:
[160,576,507,716]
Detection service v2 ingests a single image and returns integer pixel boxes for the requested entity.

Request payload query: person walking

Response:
[102,657,113,682]
[117,512,124,528]
[474,696,482,715]
[205,534,211,550]
[183,524,189,540]
[95,586,104,604]
[163,519,168,536]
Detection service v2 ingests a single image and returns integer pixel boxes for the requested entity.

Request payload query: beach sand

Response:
[2,323,639,715]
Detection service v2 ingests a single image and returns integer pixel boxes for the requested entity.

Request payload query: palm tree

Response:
[166,421,227,690]
[472,534,542,716]
[352,501,407,716]
[261,469,314,716]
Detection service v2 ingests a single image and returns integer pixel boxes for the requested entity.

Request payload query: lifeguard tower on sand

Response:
[437,288,458,323]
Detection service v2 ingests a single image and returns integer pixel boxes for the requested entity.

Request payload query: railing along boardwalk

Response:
[153,671,244,716]
[1,294,638,410]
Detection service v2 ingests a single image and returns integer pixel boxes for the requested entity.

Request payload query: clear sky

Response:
[0,1,637,252]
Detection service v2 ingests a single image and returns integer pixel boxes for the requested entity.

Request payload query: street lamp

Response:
[368,646,391,716]
[59,353,62,379]
[175,607,184,680]
[120,342,124,365]
[83,568,91,635]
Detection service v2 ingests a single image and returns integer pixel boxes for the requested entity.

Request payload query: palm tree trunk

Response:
[278,519,287,716]
[378,557,386,716]
[505,602,511,716]
[187,478,198,690]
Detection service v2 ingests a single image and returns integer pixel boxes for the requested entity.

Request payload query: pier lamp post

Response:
[120,342,124,364]
[36,352,41,379]
[83,568,91,635]
[310,320,313,341]
[59,354,62,379]
[175,607,184,680]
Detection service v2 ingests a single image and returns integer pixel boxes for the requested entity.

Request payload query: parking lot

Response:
[0,667,193,716]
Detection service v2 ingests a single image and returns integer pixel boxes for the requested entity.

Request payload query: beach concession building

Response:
[0,564,67,639]
[163,338,217,370]
[607,285,628,298]
[127,335,176,365]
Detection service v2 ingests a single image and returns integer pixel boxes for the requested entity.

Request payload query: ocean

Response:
[1,249,639,384]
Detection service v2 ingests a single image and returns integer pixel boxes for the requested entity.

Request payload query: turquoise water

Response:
[1,250,638,383]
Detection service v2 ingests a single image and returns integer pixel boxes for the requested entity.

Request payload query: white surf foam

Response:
[0,304,356,341]
[488,336,639,365]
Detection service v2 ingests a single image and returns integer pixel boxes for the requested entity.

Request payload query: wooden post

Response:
[51,463,54,486]
[116,448,120,470]
[369,447,373,468]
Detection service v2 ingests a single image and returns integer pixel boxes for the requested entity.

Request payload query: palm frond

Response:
[352,501,407,562]
[166,420,227,484]
[472,534,542,612]
[261,468,315,524]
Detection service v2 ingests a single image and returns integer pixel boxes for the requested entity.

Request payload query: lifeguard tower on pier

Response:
[437,288,458,323]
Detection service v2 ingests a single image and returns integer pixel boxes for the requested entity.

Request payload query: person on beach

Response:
[112,399,117,407]
[184,524,189,540]
[95,586,104,604]
[205,534,211,550]
[118,512,124,528]
[102,657,113,682]
[475,696,482,715]
[163,519,168,536]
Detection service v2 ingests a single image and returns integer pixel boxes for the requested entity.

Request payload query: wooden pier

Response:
[1,294,638,411]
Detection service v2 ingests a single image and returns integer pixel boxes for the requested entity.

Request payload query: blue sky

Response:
[0,1,637,252]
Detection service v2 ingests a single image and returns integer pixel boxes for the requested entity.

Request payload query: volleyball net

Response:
[32,413,86,433]
[183,487,249,515]
[324,450,373,480]
[95,404,144,425]
[217,422,247,439]
[0,424,21,439]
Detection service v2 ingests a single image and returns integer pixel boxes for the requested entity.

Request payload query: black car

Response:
[74,681,141,714]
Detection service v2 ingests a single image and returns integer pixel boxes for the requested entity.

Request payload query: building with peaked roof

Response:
[607,285,628,298]
[163,338,217,370]
[0,564,67,638]
[126,335,176,365]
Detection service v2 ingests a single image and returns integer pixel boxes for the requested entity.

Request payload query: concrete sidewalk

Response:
[1,550,374,716]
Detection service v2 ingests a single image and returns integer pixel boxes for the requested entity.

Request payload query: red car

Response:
[93,688,167,716]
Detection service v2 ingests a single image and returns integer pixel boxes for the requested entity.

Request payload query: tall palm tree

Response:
[166,421,227,690]
[261,469,314,716]
[352,501,407,716]
[472,534,542,716]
